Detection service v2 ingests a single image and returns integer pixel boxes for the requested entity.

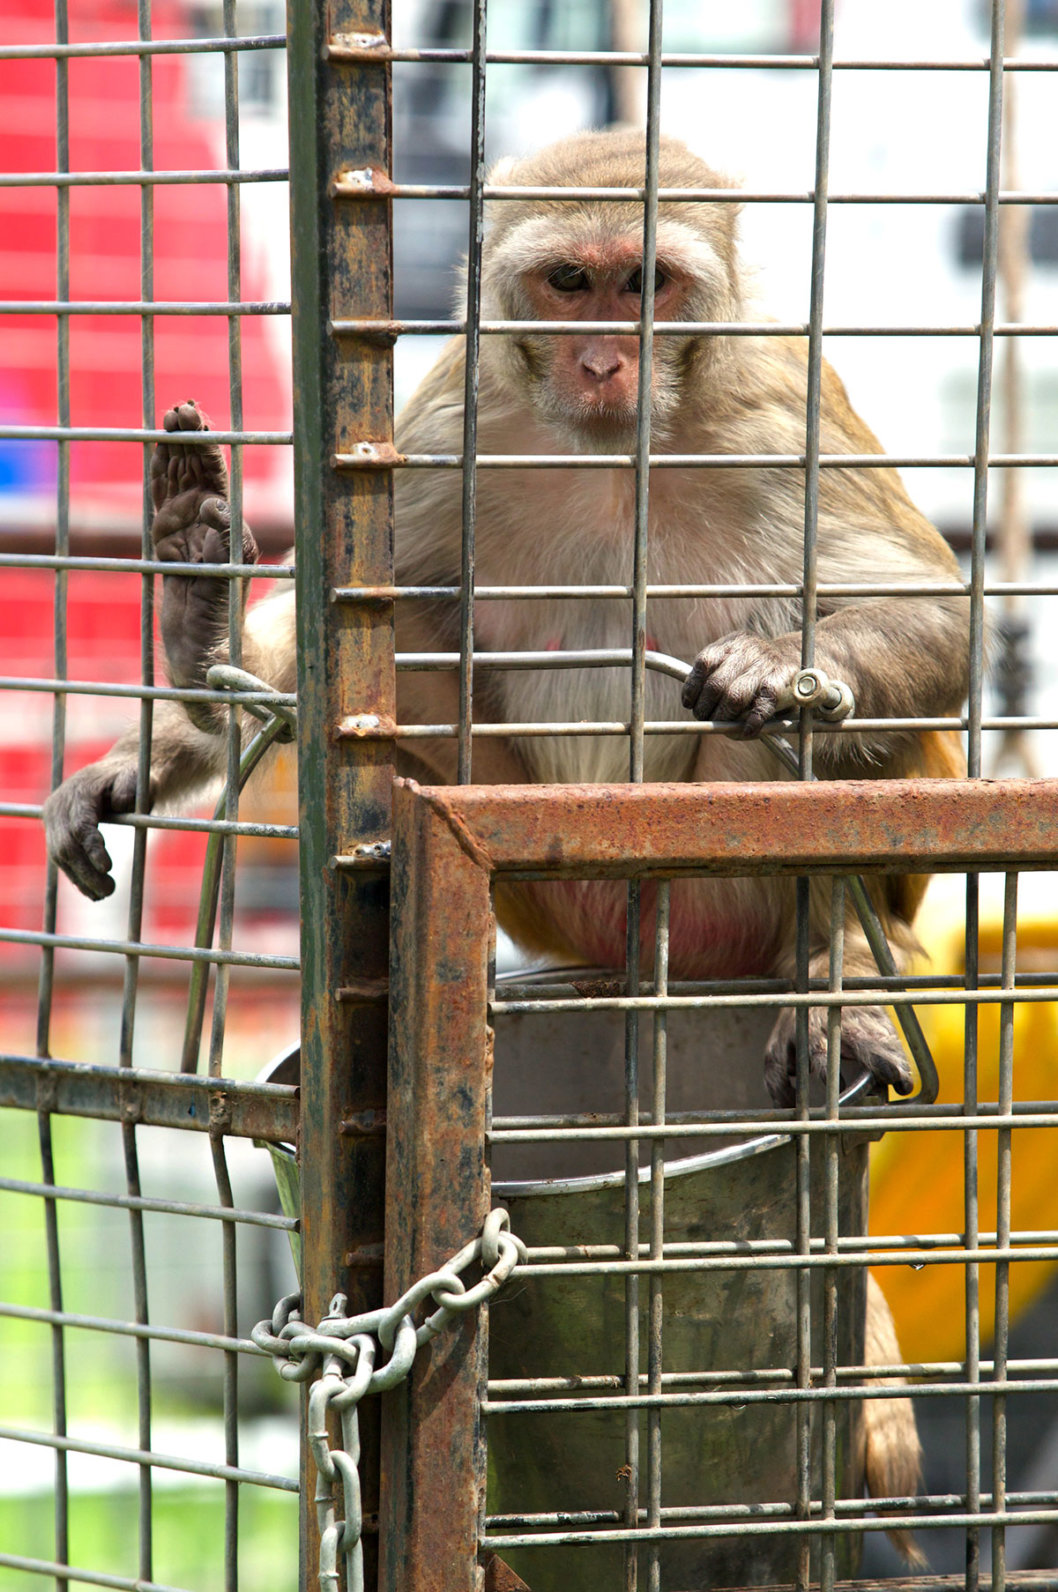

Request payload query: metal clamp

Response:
[205,663,297,741]
[791,664,855,721]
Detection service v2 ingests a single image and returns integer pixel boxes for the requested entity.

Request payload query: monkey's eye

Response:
[625,266,667,295]
[547,264,590,293]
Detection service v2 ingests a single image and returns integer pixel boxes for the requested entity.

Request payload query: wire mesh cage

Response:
[4,1,1058,1591]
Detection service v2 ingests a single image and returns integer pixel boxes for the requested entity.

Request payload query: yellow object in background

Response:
[870,908,1058,1364]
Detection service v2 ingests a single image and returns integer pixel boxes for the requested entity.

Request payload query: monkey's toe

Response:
[163,401,209,435]
[151,401,228,510]
[763,1013,829,1107]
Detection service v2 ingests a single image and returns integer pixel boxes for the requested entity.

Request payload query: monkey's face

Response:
[483,214,739,450]
[519,245,688,444]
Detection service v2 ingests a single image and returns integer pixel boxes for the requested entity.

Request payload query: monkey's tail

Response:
[862,1274,928,1569]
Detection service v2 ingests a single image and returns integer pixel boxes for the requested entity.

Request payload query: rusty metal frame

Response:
[285,0,394,1586]
[382,774,1058,1588]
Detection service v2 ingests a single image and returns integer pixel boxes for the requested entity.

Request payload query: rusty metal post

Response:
[382,780,494,1592]
[286,3,393,1588]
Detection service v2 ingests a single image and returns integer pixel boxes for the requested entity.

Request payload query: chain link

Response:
[252,1208,526,1592]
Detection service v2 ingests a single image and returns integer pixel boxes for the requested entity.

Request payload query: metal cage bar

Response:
[284,0,394,1585]
[0,9,301,1592]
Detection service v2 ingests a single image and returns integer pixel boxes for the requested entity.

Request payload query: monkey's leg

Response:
[150,401,259,730]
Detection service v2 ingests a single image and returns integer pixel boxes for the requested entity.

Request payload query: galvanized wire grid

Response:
[481,873,1048,1590]
[3,1,1058,1591]
[0,10,298,1592]
[370,1,1056,1589]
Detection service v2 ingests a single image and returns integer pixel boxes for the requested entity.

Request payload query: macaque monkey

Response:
[45,129,963,1546]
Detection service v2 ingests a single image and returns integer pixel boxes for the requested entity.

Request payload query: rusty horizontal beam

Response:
[0,1054,298,1144]
[401,776,1058,878]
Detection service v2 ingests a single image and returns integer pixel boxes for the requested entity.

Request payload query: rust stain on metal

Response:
[379,775,1058,1588]
[327,31,390,61]
[482,1555,531,1592]
[207,1089,232,1134]
[571,973,629,999]
[4,1056,298,1142]
[401,777,495,875]
[383,780,493,1590]
[344,1243,386,1270]
[120,1086,143,1125]
[328,319,401,348]
[403,777,1058,878]
[331,839,393,873]
[328,583,401,605]
[339,1109,388,1139]
[331,165,398,199]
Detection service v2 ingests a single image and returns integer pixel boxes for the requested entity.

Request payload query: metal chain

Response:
[252,1208,527,1592]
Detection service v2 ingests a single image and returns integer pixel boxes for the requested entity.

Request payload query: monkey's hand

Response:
[680,633,800,737]
[43,755,146,902]
[764,999,913,1108]
[151,402,258,727]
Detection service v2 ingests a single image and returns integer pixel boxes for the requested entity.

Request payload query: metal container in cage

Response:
[488,984,870,1591]
[262,980,877,1590]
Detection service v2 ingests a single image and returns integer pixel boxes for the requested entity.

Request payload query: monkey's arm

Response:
[43,574,298,902]
[681,586,968,762]
[150,402,263,731]
[682,348,969,763]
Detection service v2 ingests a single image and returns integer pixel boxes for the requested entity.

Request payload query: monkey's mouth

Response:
[567,394,674,449]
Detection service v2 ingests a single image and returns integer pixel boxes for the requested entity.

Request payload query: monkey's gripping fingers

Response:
[680,633,800,738]
[764,1001,914,1109]
[150,401,229,512]
[42,760,145,902]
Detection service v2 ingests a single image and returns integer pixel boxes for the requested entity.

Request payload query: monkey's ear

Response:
[487,155,520,190]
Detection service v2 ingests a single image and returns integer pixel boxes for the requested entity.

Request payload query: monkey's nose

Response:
[580,351,624,383]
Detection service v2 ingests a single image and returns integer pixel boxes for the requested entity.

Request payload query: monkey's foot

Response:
[764,1002,913,1108]
[149,402,259,722]
[150,401,256,578]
